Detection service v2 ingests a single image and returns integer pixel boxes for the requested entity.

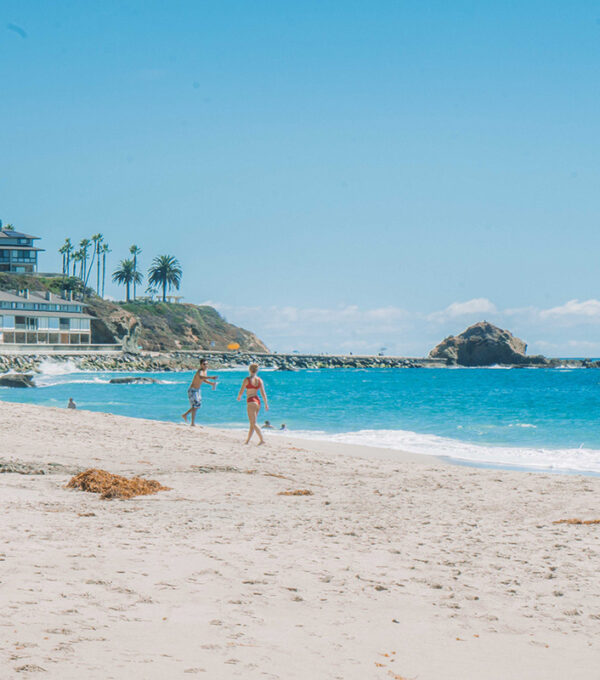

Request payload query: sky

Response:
[1,1,600,356]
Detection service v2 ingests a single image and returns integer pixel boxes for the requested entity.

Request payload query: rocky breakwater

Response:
[74,351,445,372]
[430,321,560,367]
[0,351,446,375]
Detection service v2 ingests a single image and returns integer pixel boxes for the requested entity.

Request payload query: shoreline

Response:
[1,401,599,679]
[3,387,600,476]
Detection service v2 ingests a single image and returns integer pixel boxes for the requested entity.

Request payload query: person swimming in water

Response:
[237,363,268,445]
[182,359,218,426]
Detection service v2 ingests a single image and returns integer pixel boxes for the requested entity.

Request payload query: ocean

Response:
[2,360,600,474]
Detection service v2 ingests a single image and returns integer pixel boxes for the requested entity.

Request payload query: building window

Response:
[59,318,70,331]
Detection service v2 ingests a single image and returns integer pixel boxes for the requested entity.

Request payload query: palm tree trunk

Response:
[85,248,97,289]
[96,245,101,294]
[162,280,166,302]
[133,254,137,301]
[102,254,106,298]
[126,281,131,302]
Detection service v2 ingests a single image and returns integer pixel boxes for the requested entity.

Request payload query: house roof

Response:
[0,289,87,306]
[0,229,40,240]
[0,309,93,319]
[0,245,44,251]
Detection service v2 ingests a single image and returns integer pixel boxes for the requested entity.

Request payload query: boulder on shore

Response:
[109,376,158,385]
[0,373,35,388]
[429,321,548,367]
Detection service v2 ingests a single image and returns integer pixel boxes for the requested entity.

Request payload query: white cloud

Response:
[200,298,600,356]
[427,298,497,322]
[539,299,600,320]
[202,303,411,354]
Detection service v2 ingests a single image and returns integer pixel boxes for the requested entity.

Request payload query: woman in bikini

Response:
[237,363,268,445]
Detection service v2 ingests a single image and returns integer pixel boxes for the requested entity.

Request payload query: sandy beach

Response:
[1,402,599,679]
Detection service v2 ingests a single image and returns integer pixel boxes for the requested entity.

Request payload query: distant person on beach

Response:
[67,398,76,410]
[182,359,218,427]
[263,420,274,429]
[237,363,268,445]
[280,423,287,431]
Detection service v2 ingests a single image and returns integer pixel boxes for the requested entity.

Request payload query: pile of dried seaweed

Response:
[67,468,170,500]
[553,518,600,525]
[278,489,313,496]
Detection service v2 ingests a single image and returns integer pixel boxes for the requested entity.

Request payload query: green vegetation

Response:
[147,255,182,302]
[57,233,182,306]
[112,259,142,302]
[118,300,267,352]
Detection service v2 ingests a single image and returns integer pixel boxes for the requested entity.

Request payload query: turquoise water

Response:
[2,361,600,473]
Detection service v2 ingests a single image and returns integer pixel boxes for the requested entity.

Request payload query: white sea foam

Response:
[286,428,600,474]
[37,359,80,375]
[36,377,112,387]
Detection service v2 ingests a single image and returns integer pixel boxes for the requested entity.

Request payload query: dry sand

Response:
[1,401,599,679]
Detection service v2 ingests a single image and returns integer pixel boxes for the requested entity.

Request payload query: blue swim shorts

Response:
[187,387,202,409]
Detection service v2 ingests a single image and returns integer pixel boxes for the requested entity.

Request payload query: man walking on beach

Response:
[182,359,218,426]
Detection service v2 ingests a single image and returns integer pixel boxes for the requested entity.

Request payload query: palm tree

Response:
[84,233,103,291]
[64,238,73,275]
[59,244,68,275]
[129,245,142,300]
[101,243,111,298]
[71,251,82,278]
[79,238,91,283]
[3,223,15,231]
[112,259,142,302]
[147,255,182,302]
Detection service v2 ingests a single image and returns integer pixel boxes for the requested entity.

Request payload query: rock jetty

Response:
[0,351,445,375]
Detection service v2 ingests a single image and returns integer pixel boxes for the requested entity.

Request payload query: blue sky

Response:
[1,1,600,355]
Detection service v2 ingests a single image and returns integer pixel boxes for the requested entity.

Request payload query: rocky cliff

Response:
[429,321,548,366]
[95,300,268,352]
[0,274,268,353]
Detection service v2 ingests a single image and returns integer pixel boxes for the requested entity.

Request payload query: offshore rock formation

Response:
[0,373,35,387]
[429,321,549,367]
